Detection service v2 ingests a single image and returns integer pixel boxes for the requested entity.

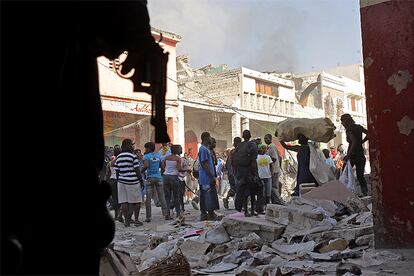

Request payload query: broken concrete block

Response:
[360,196,372,207]
[348,250,403,268]
[338,213,359,225]
[179,240,211,259]
[346,196,369,213]
[306,225,373,243]
[238,232,263,250]
[221,216,285,242]
[271,240,315,255]
[355,234,374,247]
[202,224,230,244]
[199,262,238,274]
[265,204,324,229]
[302,180,366,212]
[291,197,338,217]
[355,212,373,225]
[222,250,253,264]
[300,183,316,195]
[336,262,362,275]
[252,252,274,265]
[318,239,348,253]
[309,249,362,261]
[280,260,316,274]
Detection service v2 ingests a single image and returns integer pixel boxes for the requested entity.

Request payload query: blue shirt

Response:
[199,145,215,190]
[144,152,162,179]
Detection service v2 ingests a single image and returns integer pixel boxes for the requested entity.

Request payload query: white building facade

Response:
[177,58,367,159]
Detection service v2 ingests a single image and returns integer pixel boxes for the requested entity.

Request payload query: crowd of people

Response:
[101,113,369,226]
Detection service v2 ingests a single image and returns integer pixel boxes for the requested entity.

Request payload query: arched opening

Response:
[185,130,198,159]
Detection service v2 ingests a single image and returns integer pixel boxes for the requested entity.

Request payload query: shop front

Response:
[101,96,177,151]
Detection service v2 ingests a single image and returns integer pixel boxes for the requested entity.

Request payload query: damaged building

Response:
[177,55,368,160]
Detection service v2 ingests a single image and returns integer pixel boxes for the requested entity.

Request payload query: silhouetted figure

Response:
[2,1,156,274]
[280,134,317,196]
[341,113,369,196]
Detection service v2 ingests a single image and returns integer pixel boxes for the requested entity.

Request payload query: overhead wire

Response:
[97,58,298,140]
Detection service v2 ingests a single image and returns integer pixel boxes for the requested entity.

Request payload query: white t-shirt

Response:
[256,154,273,179]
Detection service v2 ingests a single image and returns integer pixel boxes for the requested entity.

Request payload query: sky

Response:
[147,0,363,75]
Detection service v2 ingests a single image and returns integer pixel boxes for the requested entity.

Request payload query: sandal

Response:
[134,221,143,227]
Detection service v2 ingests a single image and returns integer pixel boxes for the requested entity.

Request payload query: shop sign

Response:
[102,98,152,115]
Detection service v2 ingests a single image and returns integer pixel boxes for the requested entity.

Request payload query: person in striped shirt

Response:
[115,139,144,227]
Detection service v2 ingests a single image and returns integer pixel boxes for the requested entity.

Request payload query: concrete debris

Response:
[222,250,253,264]
[309,249,362,261]
[318,238,348,253]
[283,224,333,242]
[139,238,184,271]
[302,180,367,212]
[355,234,374,247]
[200,224,230,244]
[360,196,372,207]
[199,262,238,273]
[112,176,414,276]
[265,204,324,230]
[336,261,362,275]
[349,250,403,268]
[252,251,274,263]
[238,232,264,250]
[338,213,359,225]
[356,212,373,224]
[306,224,373,243]
[272,240,315,255]
[179,239,211,259]
[280,260,315,274]
[221,215,285,242]
[347,196,370,213]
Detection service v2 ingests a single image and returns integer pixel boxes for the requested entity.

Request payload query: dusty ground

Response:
[110,196,237,261]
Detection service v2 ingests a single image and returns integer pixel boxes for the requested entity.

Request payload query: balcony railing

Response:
[242,92,294,116]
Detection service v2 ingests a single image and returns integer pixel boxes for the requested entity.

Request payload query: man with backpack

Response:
[233,130,259,216]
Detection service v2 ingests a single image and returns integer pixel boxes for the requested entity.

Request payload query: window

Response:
[256,80,278,97]
[351,97,356,112]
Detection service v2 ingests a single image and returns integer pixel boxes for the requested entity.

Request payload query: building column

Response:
[175,102,185,146]
[134,126,141,148]
[361,0,414,248]
[241,117,250,132]
[231,113,241,140]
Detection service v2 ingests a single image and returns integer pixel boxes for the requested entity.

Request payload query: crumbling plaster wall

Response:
[178,68,242,108]
[360,0,414,248]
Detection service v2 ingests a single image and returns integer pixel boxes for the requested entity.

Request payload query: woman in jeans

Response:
[162,145,183,218]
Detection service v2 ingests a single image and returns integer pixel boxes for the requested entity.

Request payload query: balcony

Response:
[242,91,294,116]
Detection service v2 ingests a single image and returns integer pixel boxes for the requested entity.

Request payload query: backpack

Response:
[192,152,201,179]
[233,141,252,167]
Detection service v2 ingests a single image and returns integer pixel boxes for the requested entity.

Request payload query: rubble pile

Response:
[118,190,404,276]
[106,179,408,275]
